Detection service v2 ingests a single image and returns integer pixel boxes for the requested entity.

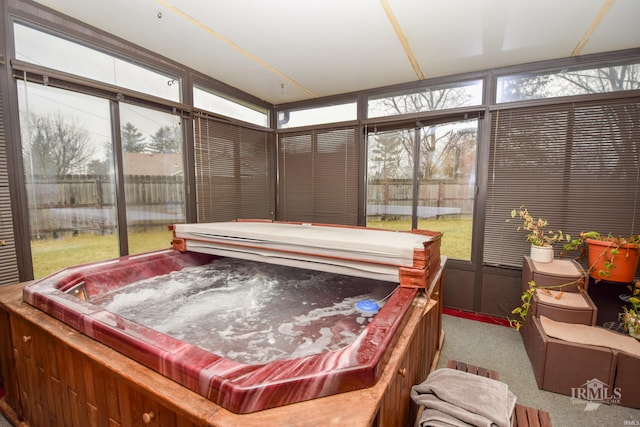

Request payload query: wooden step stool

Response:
[446,360,552,427]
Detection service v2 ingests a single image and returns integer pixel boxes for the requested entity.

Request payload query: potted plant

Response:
[620,307,640,338]
[508,207,567,263]
[619,284,640,338]
[509,229,640,331]
[563,231,640,284]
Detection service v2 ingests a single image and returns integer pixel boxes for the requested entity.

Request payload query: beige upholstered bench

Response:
[524,315,640,409]
[531,289,598,326]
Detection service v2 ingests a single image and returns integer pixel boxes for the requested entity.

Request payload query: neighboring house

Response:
[122,152,183,176]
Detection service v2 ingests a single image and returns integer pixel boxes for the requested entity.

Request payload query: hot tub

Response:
[23,221,441,414]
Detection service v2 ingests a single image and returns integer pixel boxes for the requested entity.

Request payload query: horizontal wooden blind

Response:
[193,116,275,223]
[278,126,359,225]
[0,88,20,286]
[485,97,640,268]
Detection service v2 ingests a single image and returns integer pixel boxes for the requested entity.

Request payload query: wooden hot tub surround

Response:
[0,271,443,426]
[0,222,445,426]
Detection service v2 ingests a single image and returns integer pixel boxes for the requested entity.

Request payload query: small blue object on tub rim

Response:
[356,299,379,315]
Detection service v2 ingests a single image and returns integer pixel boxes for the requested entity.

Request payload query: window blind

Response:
[0,88,20,285]
[278,126,359,225]
[193,116,275,222]
[485,97,640,268]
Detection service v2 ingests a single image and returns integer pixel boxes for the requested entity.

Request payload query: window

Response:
[194,116,275,222]
[119,103,185,254]
[496,61,640,103]
[13,23,188,277]
[14,23,181,102]
[368,80,483,118]
[18,81,119,278]
[194,86,268,127]
[278,127,358,224]
[485,97,640,268]
[277,102,357,129]
[0,88,19,285]
[366,119,478,261]
[367,128,414,229]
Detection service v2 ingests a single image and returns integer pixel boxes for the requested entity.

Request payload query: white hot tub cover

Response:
[173,222,435,283]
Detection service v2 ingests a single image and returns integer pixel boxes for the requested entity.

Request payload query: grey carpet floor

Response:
[436,314,640,426]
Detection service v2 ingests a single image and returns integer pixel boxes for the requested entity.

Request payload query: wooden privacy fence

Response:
[25,174,185,237]
[367,180,474,218]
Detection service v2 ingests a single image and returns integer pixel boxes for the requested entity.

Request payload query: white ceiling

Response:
[32,0,640,105]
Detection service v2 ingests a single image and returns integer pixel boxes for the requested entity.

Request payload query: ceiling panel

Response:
[581,0,640,55]
[30,0,640,104]
[392,0,611,78]
[389,0,491,78]
[170,0,418,101]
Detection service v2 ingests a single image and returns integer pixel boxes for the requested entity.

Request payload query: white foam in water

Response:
[95,258,397,364]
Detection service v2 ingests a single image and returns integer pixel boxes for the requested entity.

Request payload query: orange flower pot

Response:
[586,238,640,283]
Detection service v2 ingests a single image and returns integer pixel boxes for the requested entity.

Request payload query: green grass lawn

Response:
[367,217,472,261]
[31,229,173,279]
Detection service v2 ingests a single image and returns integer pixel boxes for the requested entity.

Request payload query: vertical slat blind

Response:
[193,116,275,222]
[485,97,640,267]
[0,88,20,285]
[278,126,359,225]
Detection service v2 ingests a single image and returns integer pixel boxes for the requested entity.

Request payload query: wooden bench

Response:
[446,360,552,427]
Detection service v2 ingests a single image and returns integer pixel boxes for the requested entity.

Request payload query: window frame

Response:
[13,21,183,103]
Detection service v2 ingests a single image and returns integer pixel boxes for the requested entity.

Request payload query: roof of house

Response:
[122,152,183,176]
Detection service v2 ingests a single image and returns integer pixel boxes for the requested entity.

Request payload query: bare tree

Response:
[557,64,640,94]
[378,87,475,116]
[497,63,640,101]
[373,87,478,181]
[497,75,552,102]
[420,125,476,180]
[23,113,96,176]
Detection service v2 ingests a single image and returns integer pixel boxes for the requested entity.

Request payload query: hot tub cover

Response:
[173,221,434,282]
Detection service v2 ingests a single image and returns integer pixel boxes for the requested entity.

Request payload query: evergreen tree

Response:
[121,122,146,152]
[148,126,180,154]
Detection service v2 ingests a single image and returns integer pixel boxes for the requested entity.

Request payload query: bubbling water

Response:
[94,257,397,365]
